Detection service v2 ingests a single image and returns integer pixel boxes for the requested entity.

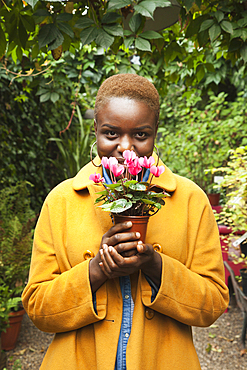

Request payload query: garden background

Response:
[1,1,247,368]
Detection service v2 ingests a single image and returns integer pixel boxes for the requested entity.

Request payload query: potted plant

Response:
[0,182,36,350]
[215,146,247,293]
[89,150,170,243]
[0,280,11,370]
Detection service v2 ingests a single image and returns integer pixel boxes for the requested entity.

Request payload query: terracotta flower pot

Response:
[113,214,149,243]
[1,308,25,351]
[207,193,220,206]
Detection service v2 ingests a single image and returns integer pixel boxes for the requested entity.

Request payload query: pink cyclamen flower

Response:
[150,165,165,177]
[101,157,110,169]
[108,157,118,168]
[128,158,142,176]
[123,150,136,164]
[89,172,105,183]
[110,163,125,177]
[139,156,155,169]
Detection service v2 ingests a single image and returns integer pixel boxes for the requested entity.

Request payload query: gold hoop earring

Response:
[154,144,160,166]
[90,141,101,167]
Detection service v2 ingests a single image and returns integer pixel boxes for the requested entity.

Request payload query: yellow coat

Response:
[22,156,229,369]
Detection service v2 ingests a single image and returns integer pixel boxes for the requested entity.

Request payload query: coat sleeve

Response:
[22,184,107,333]
[141,187,229,327]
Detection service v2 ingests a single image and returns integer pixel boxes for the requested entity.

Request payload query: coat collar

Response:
[72,153,177,192]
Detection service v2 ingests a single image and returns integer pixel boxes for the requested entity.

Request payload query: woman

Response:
[22,74,229,369]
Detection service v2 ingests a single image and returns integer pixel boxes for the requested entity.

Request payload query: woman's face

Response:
[94,97,158,161]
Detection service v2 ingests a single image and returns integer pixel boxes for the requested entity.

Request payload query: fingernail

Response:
[126,221,132,227]
[100,249,103,255]
[136,232,141,238]
[109,246,113,253]
[137,240,143,244]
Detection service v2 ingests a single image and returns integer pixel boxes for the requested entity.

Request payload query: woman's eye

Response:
[135,132,147,139]
[106,130,117,137]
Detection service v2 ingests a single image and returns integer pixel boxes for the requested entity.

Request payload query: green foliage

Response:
[49,106,93,179]
[0,279,11,333]
[0,182,36,298]
[216,146,247,232]
[158,87,247,192]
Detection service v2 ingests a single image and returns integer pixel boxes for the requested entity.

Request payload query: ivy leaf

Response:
[40,91,51,103]
[124,36,135,49]
[209,24,221,42]
[101,12,121,24]
[240,44,247,63]
[103,24,123,37]
[129,13,142,33]
[57,22,74,38]
[25,0,39,7]
[196,64,205,83]
[134,1,156,20]
[214,10,224,23]
[74,17,95,29]
[50,92,60,103]
[96,28,114,49]
[135,37,151,51]
[39,23,59,48]
[56,13,73,22]
[108,0,132,11]
[48,30,64,51]
[140,30,162,39]
[183,0,194,11]
[220,21,233,34]
[0,26,6,57]
[200,19,214,32]
[80,27,99,46]
[20,14,35,32]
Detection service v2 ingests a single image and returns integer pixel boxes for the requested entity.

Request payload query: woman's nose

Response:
[117,136,133,153]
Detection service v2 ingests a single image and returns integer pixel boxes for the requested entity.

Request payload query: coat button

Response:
[145,308,155,320]
[153,243,163,253]
[83,250,95,260]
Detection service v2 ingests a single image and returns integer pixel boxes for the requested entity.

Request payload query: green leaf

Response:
[214,11,224,23]
[16,45,23,62]
[196,64,205,83]
[220,21,233,34]
[0,26,6,57]
[80,27,99,46]
[25,0,39,7]
[103,24,123,37]
[240,44,247,63]
[183,0,194,11]
[50,92,60,103]
[101,12,121,24]
[40,92,51,102]
[20,14,35,32]
[124,37,134,49]
[74,17,95,29]
[57,22,74,38]
[200,19,214,32]
[209,24,221,42]
[134,2,156,20]
[39,23,58,48]
[135,37,151,51]
[134,183,146,191]
[140,30,162,39]
[33,9,49,17]
[96,29,114,49]
[129,13,142,33]
[108,0,131,11]
[48,30,64,50]
[109,199,133,213]
[57,13,73,22]
[19,19,28,49]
